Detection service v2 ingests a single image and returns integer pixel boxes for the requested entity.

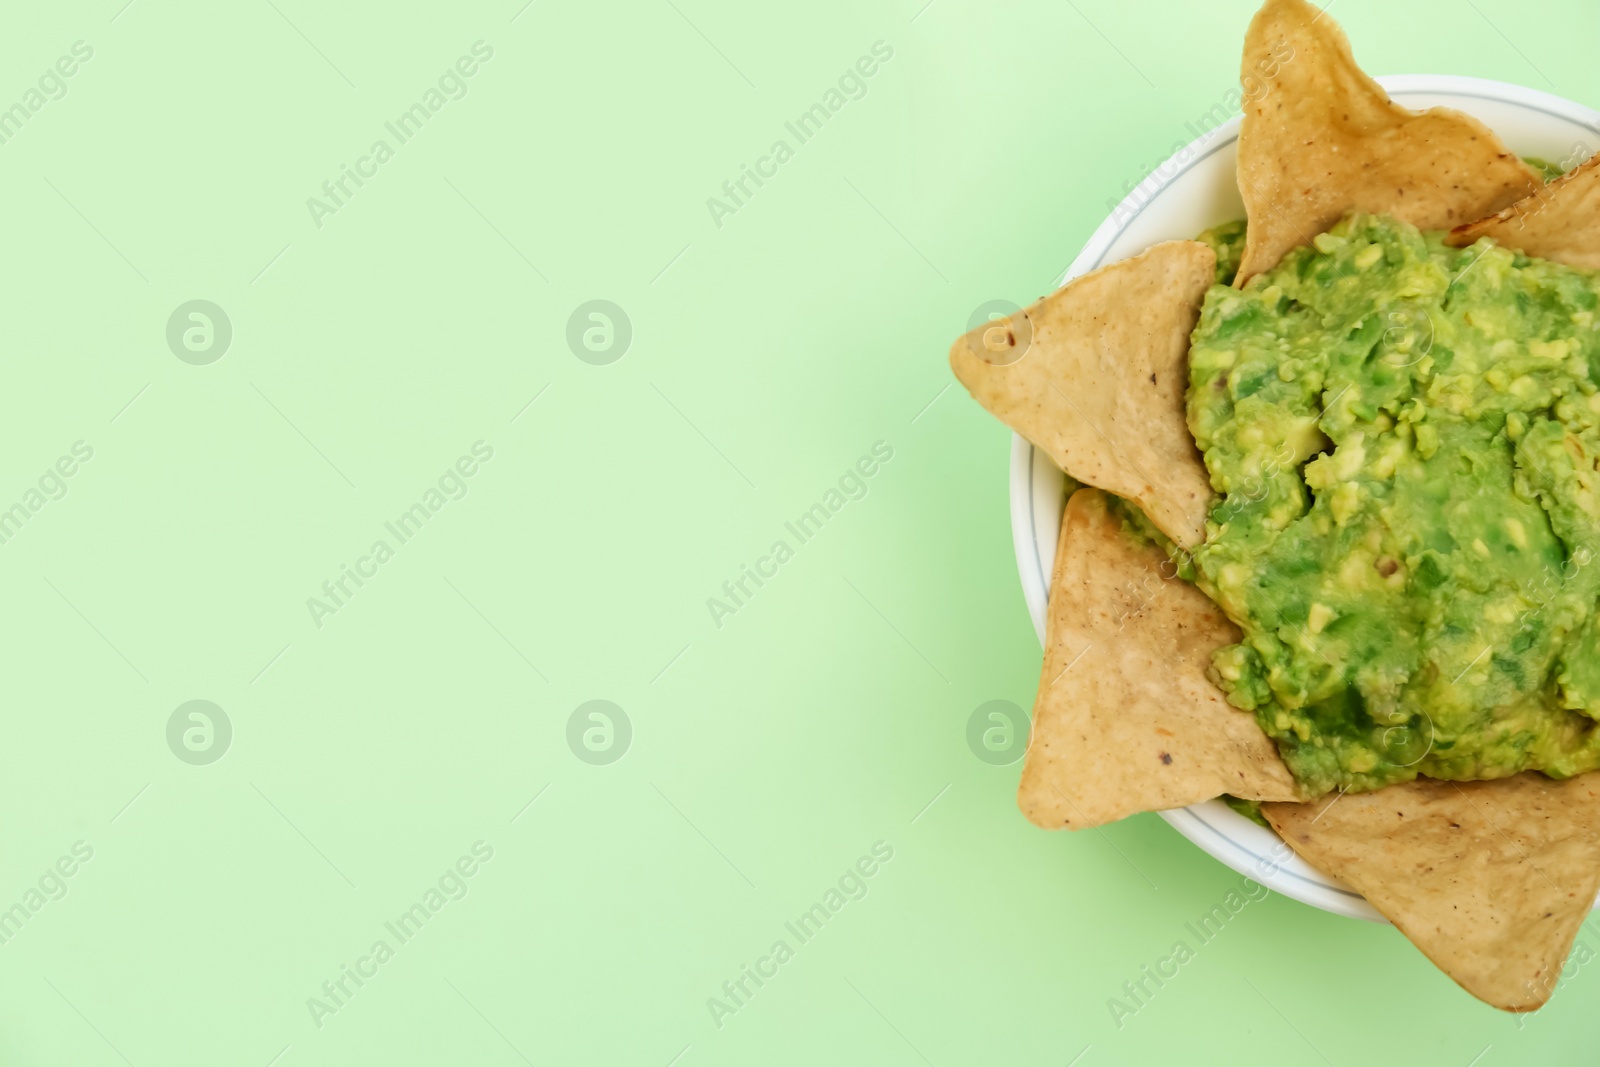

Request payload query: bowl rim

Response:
[1007,73,1600,921]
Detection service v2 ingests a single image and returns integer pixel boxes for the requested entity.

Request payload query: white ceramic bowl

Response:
[1011,75,1600,921]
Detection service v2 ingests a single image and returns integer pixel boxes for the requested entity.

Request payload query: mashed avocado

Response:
[1197,219,1248,287]
[1523,156,1567,183]
[1222,794,1270,826]
[1187,212,1600,796]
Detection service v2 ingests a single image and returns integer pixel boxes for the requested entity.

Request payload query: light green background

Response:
[0,0,1595,1063]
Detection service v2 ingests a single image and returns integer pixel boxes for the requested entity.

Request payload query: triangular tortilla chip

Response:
[1017,489,1301,830]
[1264,774,1600,1011]
[949,241,1215,548]
[1235,0,1540,283]
[1448,153,1600,269]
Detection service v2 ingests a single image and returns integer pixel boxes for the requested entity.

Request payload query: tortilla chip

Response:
[949,241,1215,548]
[1234,0,1540,283]
[1017,489,1301,830]
[1264,774,1600,1011]
[1447,153,1600,269]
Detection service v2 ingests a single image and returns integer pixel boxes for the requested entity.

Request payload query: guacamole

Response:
[1221,794,1269,827]
[1523,156,1567,183]
[1197,219,1248,286]
[1187,212,1600,796]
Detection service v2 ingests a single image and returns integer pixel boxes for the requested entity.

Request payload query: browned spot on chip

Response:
[949,241,1217,548]
[1016,489,1301,830]
[1263,774,1600,1012]
[1447,152,1600,269]
[1234,0,1539,282]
